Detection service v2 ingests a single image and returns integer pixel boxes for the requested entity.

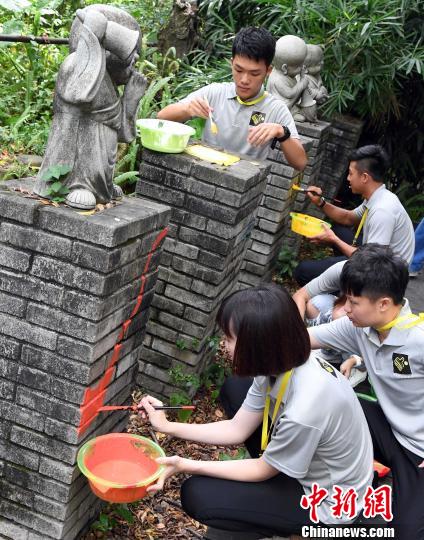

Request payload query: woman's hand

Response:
[146,456,185,493]
[138,395,170,433]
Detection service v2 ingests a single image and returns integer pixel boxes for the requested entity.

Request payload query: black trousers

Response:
[359,398,424,540]
[293,224,361,287]
[181,376,311,536]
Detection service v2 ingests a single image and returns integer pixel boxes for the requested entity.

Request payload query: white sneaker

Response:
[349,367,367,388]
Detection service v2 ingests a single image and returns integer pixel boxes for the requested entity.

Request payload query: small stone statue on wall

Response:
[266,35,309,122]
[33,4,147,209]
[299,44,329,123]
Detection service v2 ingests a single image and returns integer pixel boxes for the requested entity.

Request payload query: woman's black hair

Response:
[340,244,408,305]
[348,144,390,182]
[216,283,310,376]
[232,27,276,67]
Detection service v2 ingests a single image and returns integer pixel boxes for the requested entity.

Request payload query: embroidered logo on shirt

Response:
[392,353,411,375]
[316,357,337,378]
[249,112,266,126]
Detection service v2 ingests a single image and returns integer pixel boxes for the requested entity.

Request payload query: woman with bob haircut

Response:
[138,284,373,538]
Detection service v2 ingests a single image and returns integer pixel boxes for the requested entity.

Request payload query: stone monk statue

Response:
[33,4,147,209]
[266,35,308,122]
[299,44,329,122]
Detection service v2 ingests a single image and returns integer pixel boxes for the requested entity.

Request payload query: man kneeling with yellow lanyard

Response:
[309,246,424,540]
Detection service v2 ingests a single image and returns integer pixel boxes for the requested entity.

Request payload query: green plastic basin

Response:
[136,119,195,153]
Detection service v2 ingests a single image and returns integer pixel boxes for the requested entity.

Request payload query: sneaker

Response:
[409,270,420,277]
[348,367,367,388]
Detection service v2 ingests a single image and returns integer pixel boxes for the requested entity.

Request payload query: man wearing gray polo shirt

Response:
[309,248,424,540]
[294,144,415,286]
[157,27,307,170]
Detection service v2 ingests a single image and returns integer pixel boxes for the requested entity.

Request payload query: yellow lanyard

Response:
[377,312,424,332]
[261,369,293,452]
[352,208,368,246]
[236,91,268,106]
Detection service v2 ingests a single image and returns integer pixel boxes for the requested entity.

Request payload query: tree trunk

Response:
[157,0,199,59]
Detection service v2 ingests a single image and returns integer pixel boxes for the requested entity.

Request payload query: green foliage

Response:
[190,0,424,186]
[113,141,140,192]
[41,163,71,202]
[276,245,298,279]
[169,364,200,422]
[393,181,424,223]
[91,504,134,533]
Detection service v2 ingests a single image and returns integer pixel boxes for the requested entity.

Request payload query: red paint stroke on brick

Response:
[77,227,168,436]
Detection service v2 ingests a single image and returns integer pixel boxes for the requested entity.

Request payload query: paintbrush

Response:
[291,184,341,203]
[204,97,218,135]
[98,405,196,412]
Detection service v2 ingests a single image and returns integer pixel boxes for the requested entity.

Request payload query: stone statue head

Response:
[273,35,307,76]
[305,44,324,76]
[70,4,141,85]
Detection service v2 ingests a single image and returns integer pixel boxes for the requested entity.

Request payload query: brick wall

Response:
[136,150,270,396]
[0,182,170,540]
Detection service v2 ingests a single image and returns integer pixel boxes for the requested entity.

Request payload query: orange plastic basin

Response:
[77,433,165,503]
[290,212,331,238]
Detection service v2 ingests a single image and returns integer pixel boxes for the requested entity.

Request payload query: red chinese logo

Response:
[300,483,328,523]
[363,485,393,521]
[331,485,358,519]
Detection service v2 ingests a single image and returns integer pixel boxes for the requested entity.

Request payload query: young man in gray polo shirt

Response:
[309,247,424,540]
[157,27,307,170]
[294,145,415,286]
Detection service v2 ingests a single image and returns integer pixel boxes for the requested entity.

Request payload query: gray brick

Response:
[10,426,77,465]
[0,380,14,400]
[139,346,173,370]
[151,293,184,317]
[17,365,51,392]
[0,439,40,470]
[157,311,203,339]
[0,269,64,307]
[161,267,192,290]
[146,320,179,343]
[164,284,212,312]
[179,227,231,256]
[198,250,226,271]
[142,148,194,175]
[186,195,239,225]
[258,218,280,234]
[0,400,45,433]
[0,189,39,225]
[173,242,199,260]
[0,291,26,317]
[44,418,78,444]
[26,303,98,342]
[0,519,29,540]
[16,387,80,425]
[1,223,72,259]
[184,177,216,199]
[136,179,186,206]
[38,199,170,248]
[151,338,198,366]
[33,495,67,521]
[0,499,64,539]
[172,208,207,230]
[21,345,91,385]
[0,244,31,272]
[0,358,18,381]
[0,335,20,360]
[39,457,75,485]
[184,306,210,327]
[139,361,170,384]
[1,478,33,507]
[136,372,164,394]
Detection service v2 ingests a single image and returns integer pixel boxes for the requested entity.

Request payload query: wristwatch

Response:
[271,125,291,149]
[318,196,326,208]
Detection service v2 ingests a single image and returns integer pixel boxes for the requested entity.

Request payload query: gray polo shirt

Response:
[353,185,415,263]
[242,355,373,525]
[306,260,346,298]
[180,82,299,160]
[309,299,424,457]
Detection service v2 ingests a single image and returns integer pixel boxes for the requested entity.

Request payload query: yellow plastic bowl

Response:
[290,212,331,238]
[137,119,195,153]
